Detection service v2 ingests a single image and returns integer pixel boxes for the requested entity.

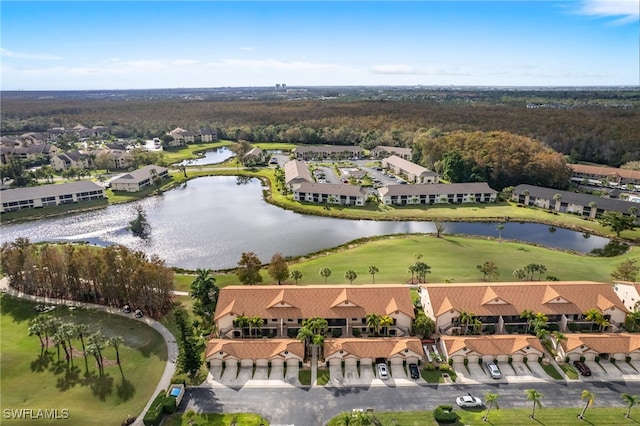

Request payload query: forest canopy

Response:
[414,130,572,190]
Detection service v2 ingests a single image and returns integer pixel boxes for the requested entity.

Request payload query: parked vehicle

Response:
[456,394,483,408]
[134,309,144,318]
[409,363,420,379]
[377,363,389,379]
[122,305,131,313]
[486,362,501,379]
[573,360,592,376]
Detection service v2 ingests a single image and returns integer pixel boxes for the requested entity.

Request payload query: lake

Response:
[0,176,609,270]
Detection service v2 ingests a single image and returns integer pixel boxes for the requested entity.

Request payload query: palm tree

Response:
[483,393,499,422]
[28,318,46,348]
[520,310,535,333]
[553,193,562,211]
[290,270,303,285]
[368,266,379,284]
[59,323,76,362]
[366,313,382,336]
[496,223,505,240]
[584,308,609,331]
[579,390,595,419]
[87,331,106,374]
[459,311,475,335]
[319,267,331,284]
[233,315,250,338]
[626,311,640,332]
[74,323,89,354]
[250,316,264,338]
[513,268,526,281]
[379,315,394,337]
[525,389,543,419]
[408,265,417,284]
[344,270,357,284]
[622,393,640,418]
[109,335,124,365]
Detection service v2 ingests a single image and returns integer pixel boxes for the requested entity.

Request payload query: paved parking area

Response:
[220,363,238,385]
[360,364,375,383]
[343,363,360,385]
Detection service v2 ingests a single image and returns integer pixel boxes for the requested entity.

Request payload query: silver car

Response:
[377,363,389,379]
[456,394,483,408]
[486,362,501,379]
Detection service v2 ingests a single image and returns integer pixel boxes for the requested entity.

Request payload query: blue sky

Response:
[1,1,638,90]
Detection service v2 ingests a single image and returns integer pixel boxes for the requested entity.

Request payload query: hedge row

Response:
[143,390,177,426]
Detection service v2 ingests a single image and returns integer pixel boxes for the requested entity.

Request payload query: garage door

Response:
[256,359,268,367]
[271,359,284,368]
[209,359,223,367]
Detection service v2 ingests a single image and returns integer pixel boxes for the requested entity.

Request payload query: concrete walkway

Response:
[0,277,179,426]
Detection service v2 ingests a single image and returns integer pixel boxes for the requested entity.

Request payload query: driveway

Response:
[504,361,546,383]
[270,363,285,381]
[343,363,361,386]
[235,366,253,386]
[390,363,407,380]
[359,363,375,383]
[329,363,344,385]
[285,362,300,386]
[252,365,268,381]
[219,363,238,385]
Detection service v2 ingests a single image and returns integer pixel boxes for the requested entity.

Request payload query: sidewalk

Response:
[0,277,179,426]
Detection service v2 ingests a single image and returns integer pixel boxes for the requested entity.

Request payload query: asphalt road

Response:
[181,380,640,425]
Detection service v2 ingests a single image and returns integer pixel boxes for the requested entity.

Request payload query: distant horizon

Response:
[2,84,639,93]
[2,1,638,90]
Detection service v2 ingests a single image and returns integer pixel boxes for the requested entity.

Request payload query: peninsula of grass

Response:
[0,294,167,426]
[176,234,640,287]
[327,407,637,426]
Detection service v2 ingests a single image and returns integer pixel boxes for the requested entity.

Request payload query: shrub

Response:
[595,356,601,363]
[433,405,459,424]
[439,363,451,371]
[352,328,361,337]
[143,391,167,426]
[463,358,469,366]
[626,356,632,363]
[611,357,617,364]
[523,357,528,364]
[425,363,436,371]
[508,357,513,364]
[331,328,342,338]
[162,396,177,414]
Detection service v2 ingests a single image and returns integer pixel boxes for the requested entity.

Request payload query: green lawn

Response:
[539,361,564,380]
[164,412,269,426]
[178,234,640,284]
[0,294,167,425]
[327,408,640,426]
[558,362,580,380]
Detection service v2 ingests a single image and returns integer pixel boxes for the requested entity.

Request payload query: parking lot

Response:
[206,357,640,388]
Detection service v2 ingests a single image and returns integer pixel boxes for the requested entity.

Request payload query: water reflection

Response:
[1,176,610,270]
[175,146,233,166]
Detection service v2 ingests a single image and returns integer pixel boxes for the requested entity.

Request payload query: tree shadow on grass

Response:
[117,376,136,402]
[80,371,114,401]
[30,350,54,372]
[0,294,36,323]
[56,365,82,391]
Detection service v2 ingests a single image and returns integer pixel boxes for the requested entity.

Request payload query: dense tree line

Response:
[414,130,572,190]
[2,96,639,166]
[0,239,174,317]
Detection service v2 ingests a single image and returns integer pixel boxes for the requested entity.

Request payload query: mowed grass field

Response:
[0,295,167,425]
[175,234,640,289]
[328,407,640,426]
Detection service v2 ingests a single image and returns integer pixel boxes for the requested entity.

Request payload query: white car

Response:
[456,394,483,408]
[486,362,501,379]
[377,363,389,379]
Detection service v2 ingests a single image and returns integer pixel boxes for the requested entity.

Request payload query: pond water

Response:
[0,176,609,270]
[175,146,234,166]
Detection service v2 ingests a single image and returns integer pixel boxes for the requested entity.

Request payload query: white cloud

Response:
[221,58,350,72]
[0,48,62,60]
[577,0,639,24]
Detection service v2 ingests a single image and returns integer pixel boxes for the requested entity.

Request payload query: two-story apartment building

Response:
[1,181,106,213]
[109,164,169,192]
[293,182,367,206]
[284,159,313,189]
[570,164,640,189]
[420,281,627,336]
[292,145,363,161]
[50,150,93,171]
[378,182,497,206]
[512,184,640,220]
[371,145,412,160]
[381,155,439,183]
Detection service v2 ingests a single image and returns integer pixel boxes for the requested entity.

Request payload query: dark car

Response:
[409,363,420,379]
[573,360,592,376]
